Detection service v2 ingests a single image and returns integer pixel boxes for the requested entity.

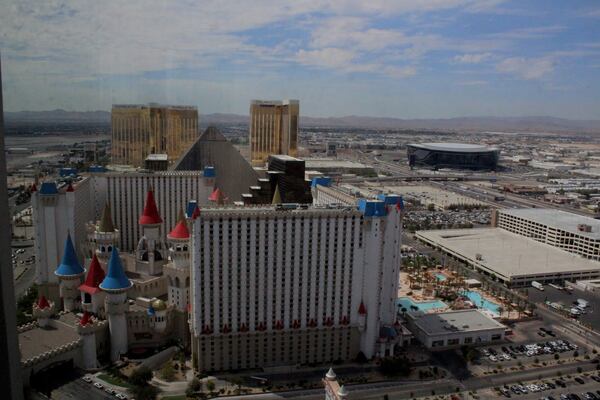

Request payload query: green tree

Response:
[160,361,175,381]
[130,366,153,386]
[132,385,159,400]
[380,357,412,377]
[206,380,216,394]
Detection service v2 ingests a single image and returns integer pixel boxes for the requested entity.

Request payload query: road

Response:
[527,284,600,332]
[51,378,116,400]
[218,359,599,400]
[12,244,36,299]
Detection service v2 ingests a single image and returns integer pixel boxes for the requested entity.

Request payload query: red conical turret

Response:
[66,183,74,192]
[168,212,190,240]
[139,188,163,225]
[80,311,92,326]
[37,295,50,309]
[208,187,226,204]
[191,205,201,220]
[79,254,106,295]
[358,301,367,315]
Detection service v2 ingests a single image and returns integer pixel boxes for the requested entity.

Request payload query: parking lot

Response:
[527,285,600,331]
[491,372,600,399]
[52,375,130,400]
[470,319,593,374]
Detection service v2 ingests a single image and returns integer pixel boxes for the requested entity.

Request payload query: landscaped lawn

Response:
[97,373,134,389]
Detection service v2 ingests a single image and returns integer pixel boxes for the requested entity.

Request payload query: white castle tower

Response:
[76,311,107,370]
[79,254,106,315]
[164,209,191,311]
[94,202,119,265]
[147,299,168,333]
[32,295,55,328]
[323,367,349,399]
[136,188,166,276]
[54,233,85,312]
[99,247,132,362]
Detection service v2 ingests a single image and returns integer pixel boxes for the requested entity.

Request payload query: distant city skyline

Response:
[1,1,600,119]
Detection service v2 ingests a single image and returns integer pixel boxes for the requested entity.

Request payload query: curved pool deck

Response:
[460,290,501,316]
[397,297,448,312]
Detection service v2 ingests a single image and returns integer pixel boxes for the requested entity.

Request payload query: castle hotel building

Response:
[111,104,198,167]
[190,198,403,371]
[249,100,299,166]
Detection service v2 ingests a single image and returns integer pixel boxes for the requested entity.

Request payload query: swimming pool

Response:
[460,290,501,315]
[435,273,447,282]
[397,297,448,312]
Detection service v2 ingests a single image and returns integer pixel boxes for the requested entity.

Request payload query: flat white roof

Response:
[408,143,498,153]
[417,228,600,280]
[145,153,168,161]
[305,159,372,169]
[500,208,600,240]
[412,309,505,336]
[270,154,302,161]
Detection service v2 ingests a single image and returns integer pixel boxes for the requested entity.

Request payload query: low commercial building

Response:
[574,279,600,293]
[304,159,376,176]
[406,309,506,350]
[495,209,600,261]
[417,228,600,287]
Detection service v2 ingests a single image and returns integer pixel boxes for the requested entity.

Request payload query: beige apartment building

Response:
[249,100,299,166]
[111,104,198,167]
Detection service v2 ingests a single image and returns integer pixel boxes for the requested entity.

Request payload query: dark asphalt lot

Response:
[527,284,600,331]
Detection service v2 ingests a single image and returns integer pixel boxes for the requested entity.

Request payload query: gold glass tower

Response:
[111,103,198,167]
[249,99,299,166]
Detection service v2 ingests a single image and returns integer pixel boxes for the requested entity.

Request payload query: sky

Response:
[1,0,600,119]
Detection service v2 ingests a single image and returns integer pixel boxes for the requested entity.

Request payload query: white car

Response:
[528,384,540,392]
[116,393,128,399]
[93,382,103,389]
[489,355,497,362]
[502,353,511,360]
[82,376,92,383]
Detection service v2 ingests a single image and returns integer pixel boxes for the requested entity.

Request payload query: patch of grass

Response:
[97,373,134,389]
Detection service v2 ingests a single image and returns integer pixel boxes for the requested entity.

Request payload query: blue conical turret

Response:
[55,233,84,277]
[99,247,132,291]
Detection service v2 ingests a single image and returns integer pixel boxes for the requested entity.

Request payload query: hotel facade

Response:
[111,104,198,167]
[249,100,299,166]
[190,198,403,372]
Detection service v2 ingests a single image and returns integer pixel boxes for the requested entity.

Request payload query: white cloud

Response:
[296,48,358,69]
[458,80,488,86]
[453,53,492,64]
[383,65,417,78]
[496,57,555,80]
[488,25,565,40]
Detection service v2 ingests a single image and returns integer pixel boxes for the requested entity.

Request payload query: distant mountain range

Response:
[5,109,600,134]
